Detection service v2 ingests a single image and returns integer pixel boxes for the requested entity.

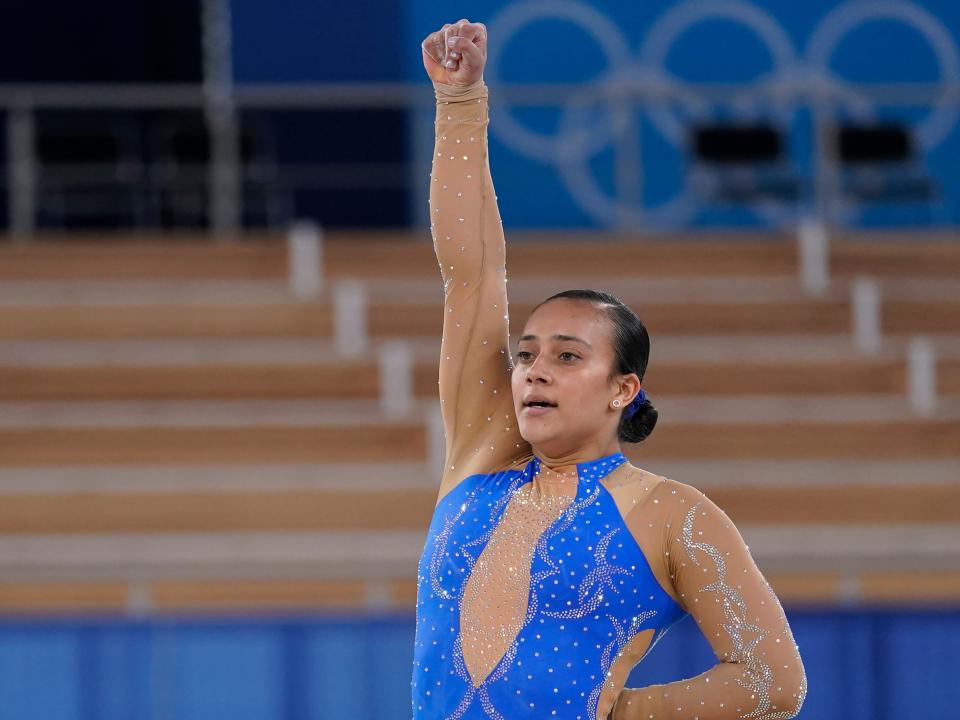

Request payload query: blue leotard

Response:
[412,453,687,719]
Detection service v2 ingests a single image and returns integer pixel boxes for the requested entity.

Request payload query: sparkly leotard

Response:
[413,79,807,720]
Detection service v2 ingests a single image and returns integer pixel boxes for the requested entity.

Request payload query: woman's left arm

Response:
[614,485,807,720]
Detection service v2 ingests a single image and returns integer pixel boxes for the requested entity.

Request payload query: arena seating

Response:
[0,232,958,613]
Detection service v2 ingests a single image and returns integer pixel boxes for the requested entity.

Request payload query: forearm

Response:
[430,79,501,286]
[430,79,515,465]
[614,660,799,720]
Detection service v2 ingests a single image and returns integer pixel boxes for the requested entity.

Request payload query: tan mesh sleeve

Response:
[430,80,529,490]
[614,482,807,719]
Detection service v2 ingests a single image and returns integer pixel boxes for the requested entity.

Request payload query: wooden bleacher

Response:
[0,231,958,613]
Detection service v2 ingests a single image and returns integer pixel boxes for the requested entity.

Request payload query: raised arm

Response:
[422,20,528,495]
[614,482,807,720]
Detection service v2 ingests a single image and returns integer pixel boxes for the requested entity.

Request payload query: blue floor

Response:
[1,607,957,719]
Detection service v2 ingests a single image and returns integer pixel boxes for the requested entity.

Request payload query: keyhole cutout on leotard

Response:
[459,479,576,687]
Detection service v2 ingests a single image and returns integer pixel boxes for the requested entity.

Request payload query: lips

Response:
[522,397,557,414]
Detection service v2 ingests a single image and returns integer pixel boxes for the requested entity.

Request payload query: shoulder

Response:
[607,468,707,510]
[643,476,744,545]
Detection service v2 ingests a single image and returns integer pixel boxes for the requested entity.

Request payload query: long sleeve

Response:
[614,482,807,720]
[429,80,529,489]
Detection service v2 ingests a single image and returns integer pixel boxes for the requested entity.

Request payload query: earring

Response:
[612,399,621,408]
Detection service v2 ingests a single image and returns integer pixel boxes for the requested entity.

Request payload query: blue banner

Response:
[406,0,960,228]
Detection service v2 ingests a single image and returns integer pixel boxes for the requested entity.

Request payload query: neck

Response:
[532,435,622,472]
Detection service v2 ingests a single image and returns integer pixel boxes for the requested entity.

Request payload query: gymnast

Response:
[412,18,807,720]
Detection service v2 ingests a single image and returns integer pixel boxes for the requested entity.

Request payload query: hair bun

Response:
[619,398,657,444]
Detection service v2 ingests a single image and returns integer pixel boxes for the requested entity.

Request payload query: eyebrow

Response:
[518,333,593,348]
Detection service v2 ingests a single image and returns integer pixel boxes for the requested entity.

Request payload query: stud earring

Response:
[612,399,622,408]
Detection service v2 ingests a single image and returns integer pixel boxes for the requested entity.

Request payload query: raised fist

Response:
[421,19,487,87]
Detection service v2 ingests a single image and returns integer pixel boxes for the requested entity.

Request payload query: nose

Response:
[525,355,551,384]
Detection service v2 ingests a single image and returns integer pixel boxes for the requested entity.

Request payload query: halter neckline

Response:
[529,451,627,485]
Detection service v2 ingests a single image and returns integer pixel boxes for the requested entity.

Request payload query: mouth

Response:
[522,399,558,415]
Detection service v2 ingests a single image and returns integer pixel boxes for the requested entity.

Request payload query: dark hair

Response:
[534,289,658,444]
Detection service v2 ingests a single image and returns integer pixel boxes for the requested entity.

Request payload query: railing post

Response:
[332,279,368,358]
[288,220,324,299]
[378,340,415,418]
[907,337,937,416]
[364,579,392,610]
[125,580,153,617]
[201,0,241,236]
[851,276,881,355]
[798,217,829,295]
[8,103,36,240]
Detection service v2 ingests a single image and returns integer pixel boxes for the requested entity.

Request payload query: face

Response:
[511,298,637,457]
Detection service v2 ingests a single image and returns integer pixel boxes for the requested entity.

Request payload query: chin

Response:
[517,418,565,449]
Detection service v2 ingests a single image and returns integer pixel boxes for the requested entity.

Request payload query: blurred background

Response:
[0,0,958,718]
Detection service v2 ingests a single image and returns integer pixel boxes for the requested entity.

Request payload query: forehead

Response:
[521,298,611,343]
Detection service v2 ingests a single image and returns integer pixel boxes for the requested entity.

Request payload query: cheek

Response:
[564,368,611,406]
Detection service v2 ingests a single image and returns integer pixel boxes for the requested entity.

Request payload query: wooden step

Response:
[0,358,916,401]
[0,483,955,534]
[0,578,415,613]
[1,570,960,614]
[0,304,334,340]
[0,419,956,466]
[3,233,959,280]
[627,420,960,459]
[943,359,960,394]
[0,235,288,280]
[0,300,852,340]
[767,571,960,605]
[1,458,955,494]
[0,364,395,401]
[3,297,958,341]
[884,301,960,334]
[0,424,426,465]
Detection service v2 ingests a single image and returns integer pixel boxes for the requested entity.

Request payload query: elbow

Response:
[770,660,807,718]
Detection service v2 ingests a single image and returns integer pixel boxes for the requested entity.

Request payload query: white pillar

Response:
[907,337,937,416]
[288,221,324,299]
[363,579,392,610]
[378,340,414,418]
[851,276,881,355]
[125,580,153,617]
[333,279,368,357]
[837,574,862,606]
[798,218,829,295]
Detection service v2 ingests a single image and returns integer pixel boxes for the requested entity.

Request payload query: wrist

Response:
[433,78,487,102]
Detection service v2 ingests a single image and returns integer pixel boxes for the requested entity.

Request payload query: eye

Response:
[559,351,579,362]
[516,350,533,362]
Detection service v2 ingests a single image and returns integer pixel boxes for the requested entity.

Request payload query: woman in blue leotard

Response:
[413,18,807,720]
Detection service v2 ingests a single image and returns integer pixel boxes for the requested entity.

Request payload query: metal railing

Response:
[3,79,959,238]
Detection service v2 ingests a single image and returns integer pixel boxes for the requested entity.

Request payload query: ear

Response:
[612,372,641,407]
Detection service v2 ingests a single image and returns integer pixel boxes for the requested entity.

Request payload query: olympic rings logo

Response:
[485,0,960,226]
